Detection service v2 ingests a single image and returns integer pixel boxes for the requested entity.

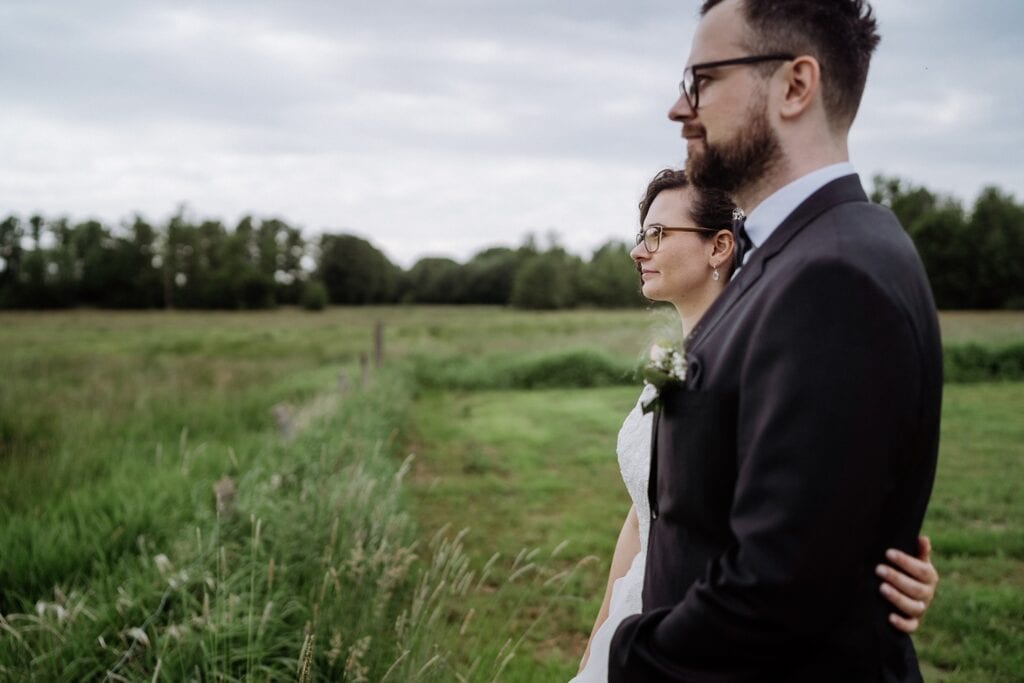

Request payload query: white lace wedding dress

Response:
[569,385,654,682]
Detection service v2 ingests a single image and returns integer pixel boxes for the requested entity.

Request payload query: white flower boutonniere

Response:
[640,342,688,414]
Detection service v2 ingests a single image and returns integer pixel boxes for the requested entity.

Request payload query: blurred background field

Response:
[1,307,1022,681]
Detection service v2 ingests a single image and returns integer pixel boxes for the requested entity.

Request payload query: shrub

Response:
[506,350,634,389]
[300,280,328,311]
[405,349,635,391]
[944,343,1024,383]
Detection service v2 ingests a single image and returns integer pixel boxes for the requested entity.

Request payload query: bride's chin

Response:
[642,287,666,302]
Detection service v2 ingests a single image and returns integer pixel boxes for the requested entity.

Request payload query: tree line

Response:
[1,176,1022,311]
[870,177,1024,309]
[0,211,642,310]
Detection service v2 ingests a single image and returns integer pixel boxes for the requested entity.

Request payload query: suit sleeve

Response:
[609,257,922,678]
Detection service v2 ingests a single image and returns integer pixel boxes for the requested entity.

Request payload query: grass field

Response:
[1,307,1022,681]
[410,383,1024,683]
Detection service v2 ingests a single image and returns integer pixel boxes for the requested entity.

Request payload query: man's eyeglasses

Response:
[635,225,718,253]
[679,53,796,111]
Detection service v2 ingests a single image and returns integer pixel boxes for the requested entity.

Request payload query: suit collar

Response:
[684,174,868,357]
[743,162,857,254]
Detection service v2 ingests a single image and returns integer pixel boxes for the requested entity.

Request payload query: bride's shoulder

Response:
[619,386,655,435]
[637,383,658,409]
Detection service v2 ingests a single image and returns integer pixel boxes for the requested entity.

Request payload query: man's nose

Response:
[668,92,695,122]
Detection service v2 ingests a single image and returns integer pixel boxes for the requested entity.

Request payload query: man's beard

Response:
[686,98,782,195]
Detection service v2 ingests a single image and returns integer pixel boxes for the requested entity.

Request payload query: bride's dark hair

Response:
[639,168,736,235]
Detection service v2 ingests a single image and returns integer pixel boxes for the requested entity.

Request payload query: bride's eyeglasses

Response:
[636,224,717,253]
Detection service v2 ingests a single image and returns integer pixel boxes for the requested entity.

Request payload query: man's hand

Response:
[876,535,939,633]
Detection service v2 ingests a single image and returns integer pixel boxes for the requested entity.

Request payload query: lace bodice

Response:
[570,387,653,682]
[616,384,655,557]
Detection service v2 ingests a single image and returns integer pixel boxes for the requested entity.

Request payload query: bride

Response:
[572,169,940,681]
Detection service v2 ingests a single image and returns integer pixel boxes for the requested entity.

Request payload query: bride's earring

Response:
[712,266,720,282]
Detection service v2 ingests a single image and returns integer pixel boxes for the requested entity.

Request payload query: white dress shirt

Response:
[736,161,857,273]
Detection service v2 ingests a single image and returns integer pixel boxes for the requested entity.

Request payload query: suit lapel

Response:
[648,404,661,520]
[685,174,869,357]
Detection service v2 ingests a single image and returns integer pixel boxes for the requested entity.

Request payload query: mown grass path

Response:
[410,383,1024,683]
[410,386,639,681]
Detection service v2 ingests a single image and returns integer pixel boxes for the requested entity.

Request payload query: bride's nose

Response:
[629,240,649,263]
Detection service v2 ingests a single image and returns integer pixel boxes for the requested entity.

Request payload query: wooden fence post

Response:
[374,321,384,368]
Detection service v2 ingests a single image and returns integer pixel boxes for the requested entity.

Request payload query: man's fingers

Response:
[879,582,928,616]
[917,535,932,563]
[888,612,920,634]
[885,548,938,585]
[876,563,933,602]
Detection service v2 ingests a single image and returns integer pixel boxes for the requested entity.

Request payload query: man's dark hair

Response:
[639,169,736,235]
[701,0,881,128]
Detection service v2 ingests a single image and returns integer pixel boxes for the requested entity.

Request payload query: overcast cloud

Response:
[2,0,1021,266]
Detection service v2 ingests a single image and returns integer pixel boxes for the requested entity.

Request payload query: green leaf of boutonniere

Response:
[640,396,659,415]
[642,367,672,389]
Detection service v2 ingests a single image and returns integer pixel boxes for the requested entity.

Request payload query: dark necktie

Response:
[732,208,752,272]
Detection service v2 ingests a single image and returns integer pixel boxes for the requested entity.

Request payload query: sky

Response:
[2,0,1022,267]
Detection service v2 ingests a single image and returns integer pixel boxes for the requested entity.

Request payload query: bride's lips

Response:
[641,269,658,280]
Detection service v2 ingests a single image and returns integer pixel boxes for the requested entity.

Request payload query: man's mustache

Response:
[683,125,705,139]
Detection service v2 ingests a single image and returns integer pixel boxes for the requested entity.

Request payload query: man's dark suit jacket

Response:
[609,175,942,682]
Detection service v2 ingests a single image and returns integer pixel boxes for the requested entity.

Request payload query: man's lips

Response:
[682,125,705,140]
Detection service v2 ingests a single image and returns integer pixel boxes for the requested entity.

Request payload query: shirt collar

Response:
[743,161,857,252]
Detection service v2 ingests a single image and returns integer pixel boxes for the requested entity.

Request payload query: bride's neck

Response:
[673,293,717,341]
[673,269,730,340]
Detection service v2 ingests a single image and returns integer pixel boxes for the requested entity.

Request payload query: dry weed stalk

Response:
[297,632,315,683]
[344,635,372,682]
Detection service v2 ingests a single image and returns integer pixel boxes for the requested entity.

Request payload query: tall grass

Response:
[1,367,401,678]
[1,366,594,680]
[0,310,611,680]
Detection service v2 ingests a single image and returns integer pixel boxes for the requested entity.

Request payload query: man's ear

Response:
[778,55,820,120]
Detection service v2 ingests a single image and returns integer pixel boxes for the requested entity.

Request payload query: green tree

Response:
[911,204,974,308]
[0,215,24,307]
[406,257,466,303]
[119,216,164,308]
[46,218,79,307]
[871,175,940,229]
[252,217,305,305]
[509,249,580,310]
[577,240,644,308]
[18,215,55,308]
[969,187,1024,309]
[162,210,216,309]
[872,175,972,309]
[207,217,274,309]
[317,233,400,304]
[462,247,521,305]
[68,219,116,306]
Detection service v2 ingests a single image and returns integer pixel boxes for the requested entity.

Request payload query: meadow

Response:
[1,307,1022,681]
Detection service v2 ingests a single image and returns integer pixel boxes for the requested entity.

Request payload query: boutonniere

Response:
[640,342,687,414]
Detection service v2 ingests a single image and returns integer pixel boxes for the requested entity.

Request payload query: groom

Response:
[609,1,942,681]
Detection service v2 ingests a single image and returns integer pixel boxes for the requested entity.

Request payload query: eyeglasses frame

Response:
[679,53,797,110]
[636,225,719,253]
